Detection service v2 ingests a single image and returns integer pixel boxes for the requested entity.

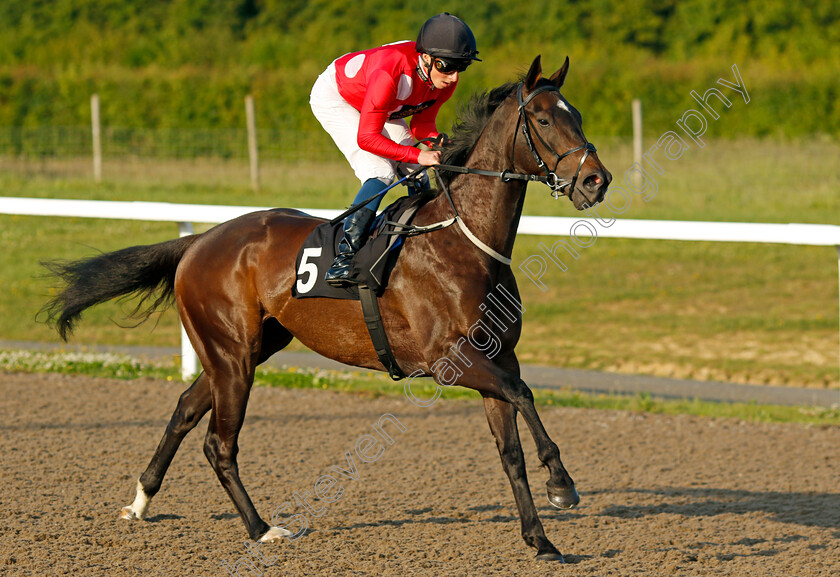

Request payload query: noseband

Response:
[513,83,597,199]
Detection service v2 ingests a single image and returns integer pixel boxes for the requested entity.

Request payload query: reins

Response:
[381,173,513,265]
[329,168,426,225]
[430,163,555,185]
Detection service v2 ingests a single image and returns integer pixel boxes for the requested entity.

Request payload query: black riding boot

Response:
[324,207,376,287]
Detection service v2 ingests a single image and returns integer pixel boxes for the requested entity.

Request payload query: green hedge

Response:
[1,0,838,139]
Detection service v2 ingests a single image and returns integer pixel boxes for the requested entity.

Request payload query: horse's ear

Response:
[524,55,542,91]
[549,56,570,89]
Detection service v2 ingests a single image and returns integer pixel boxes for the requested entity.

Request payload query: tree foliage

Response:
[0,0,837,137]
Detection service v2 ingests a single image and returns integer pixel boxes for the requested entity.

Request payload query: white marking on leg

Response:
[259,526,293,542]
[120,480,150,521]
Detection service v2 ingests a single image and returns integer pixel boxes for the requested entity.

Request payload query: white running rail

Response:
[3,196,839,380]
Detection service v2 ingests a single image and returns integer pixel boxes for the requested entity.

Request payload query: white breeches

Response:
[310,62,414,184]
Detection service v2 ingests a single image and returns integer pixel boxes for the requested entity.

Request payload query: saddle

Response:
[291,194,432,380]
[292,194,427,300]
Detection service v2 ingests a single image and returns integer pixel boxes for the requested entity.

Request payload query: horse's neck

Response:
[440,109,526,259]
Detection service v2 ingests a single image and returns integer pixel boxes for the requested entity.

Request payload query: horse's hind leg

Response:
[121,372,212,520]
[120,318,292,522]
[200,317,294,542]
[482,394,564,562]
[201,352,290,542]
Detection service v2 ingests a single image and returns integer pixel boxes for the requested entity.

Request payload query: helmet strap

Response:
[417,54,434,87]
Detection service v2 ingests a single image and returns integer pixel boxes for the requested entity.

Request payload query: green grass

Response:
[2,349,838,427]
[1,138,838,388]
[0,348,178,381]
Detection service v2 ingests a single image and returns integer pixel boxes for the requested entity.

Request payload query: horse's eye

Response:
[538,119,551,128]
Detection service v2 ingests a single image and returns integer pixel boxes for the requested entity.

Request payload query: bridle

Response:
[434,82,597,200]
[512,83,597,199]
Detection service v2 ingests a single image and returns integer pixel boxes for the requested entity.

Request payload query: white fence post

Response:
[177,221,198,380]
[91,94,102,183]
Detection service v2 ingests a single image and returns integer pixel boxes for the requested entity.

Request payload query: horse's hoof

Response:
[547,485,580,509]
[259,526,293,543]
[121,480,150,520]
[536,550,566,562]
[120,505,143,521]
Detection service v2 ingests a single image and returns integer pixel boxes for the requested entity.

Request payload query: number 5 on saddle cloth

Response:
[292,193,428,301]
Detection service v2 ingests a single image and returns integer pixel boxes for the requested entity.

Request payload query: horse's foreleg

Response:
[492,354,579,510]
[504,385,579,509]
[121,372,212,521]
[482,394,565,561]
[463,353,579,509]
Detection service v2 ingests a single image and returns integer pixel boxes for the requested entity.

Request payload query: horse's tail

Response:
[41,234,202,341]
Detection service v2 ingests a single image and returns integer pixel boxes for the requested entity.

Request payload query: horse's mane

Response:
[438,81,520,182]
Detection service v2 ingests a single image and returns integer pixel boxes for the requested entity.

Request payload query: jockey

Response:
[310,12,480,287]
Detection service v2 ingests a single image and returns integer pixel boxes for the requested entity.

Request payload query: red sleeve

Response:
[410,84,455,141]
[357,70,421,163]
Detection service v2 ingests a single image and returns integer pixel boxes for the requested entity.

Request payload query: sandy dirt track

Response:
[1,371,838,576]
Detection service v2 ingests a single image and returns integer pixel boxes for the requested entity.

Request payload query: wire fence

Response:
[0,92,644,188]
[0,124,632,190]
[0,125,342,160]
[0,124,352,187]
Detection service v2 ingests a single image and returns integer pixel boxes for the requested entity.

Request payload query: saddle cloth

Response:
[292,195,426,300]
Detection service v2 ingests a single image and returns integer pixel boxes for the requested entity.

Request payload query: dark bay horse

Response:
[43,56,610,562]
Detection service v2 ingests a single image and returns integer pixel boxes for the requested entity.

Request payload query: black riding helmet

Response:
[416,13,481,63]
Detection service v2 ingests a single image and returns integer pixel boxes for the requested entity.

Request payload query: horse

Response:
[42,56,611,562]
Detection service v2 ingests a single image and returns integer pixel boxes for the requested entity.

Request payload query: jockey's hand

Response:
[417,150,441,166]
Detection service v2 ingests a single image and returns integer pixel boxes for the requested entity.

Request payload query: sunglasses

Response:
[433,58,470,74]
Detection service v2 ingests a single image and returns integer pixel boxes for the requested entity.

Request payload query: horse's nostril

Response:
[583,173,603,190]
